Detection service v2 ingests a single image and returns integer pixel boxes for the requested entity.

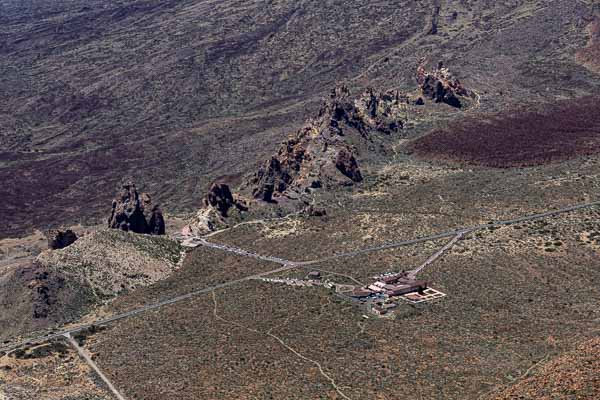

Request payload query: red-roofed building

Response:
[385,280,427,297]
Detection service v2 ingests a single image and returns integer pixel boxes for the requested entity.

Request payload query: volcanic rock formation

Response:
[24,264,67,319]
[107,183,165,235]
[416,60,471,108]
[248,86,405,202]
[46,229,78,250]
[203,182,245,218]
[184,183,248,235]
[335,148,362,182]
[0,261,94,329]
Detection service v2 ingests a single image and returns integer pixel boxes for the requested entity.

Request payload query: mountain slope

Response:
[490,338,600,400]
[1,0,598,237]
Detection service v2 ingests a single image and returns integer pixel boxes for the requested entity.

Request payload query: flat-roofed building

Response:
[382,274,403,284]
[368,284,385,292]
[372,305,387,316]
[385,280,427,297]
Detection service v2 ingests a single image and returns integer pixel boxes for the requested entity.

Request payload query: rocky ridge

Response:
[37,229,181,299]
[0,227,182,342]
[1,0,597,240]
[248,86,406,203]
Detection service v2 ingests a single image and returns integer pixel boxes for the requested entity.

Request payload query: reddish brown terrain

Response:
[577,14,600,73]
[492,338,600,400]
[407,96,600,167]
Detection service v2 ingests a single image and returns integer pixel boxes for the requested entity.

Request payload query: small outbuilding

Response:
[307,271,321,280]
[372,306,387,316]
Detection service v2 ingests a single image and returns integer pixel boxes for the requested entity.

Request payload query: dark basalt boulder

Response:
[47,229,78,250]
[335,148,363,182]
[147,205,165,235]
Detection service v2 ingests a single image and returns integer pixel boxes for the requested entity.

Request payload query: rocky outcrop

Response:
[147,205,166,235]
[416,60,471,108]
[107,182,165,235]
[0,262,95,331]
[335,148,363,182]
[252,158,276,202]
[23,265,66,319]
[184,182,248,235]
[306,205,327,217]
[46,229,78,250]
[203,182,247,217]
[353,88,406,135]
[428,2,441,35]
[248,86,405,202]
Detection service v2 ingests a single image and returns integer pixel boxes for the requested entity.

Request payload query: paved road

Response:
[311,229,463,264]
[0,263,296,354]
[64,333,127,400]
[407,231,466,279]
[314,201,600,263]
[186,238,293,265]
[1,200,598,354]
